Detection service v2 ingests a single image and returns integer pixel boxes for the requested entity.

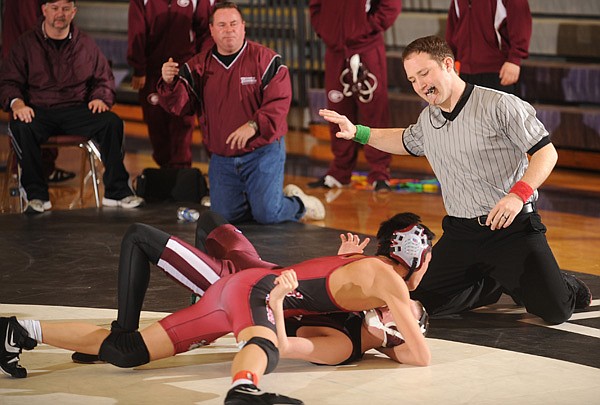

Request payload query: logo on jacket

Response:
[339,54,378,103]
[147,93,160,106]
[177,0,191,7]
[241,76,257,85]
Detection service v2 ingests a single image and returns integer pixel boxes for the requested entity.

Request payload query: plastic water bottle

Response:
[177,207,200,222]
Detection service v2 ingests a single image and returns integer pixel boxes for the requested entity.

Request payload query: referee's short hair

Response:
[402,36,455,65]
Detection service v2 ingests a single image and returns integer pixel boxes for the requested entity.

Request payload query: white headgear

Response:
[389,224,431,280]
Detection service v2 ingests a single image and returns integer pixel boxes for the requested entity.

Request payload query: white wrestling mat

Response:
[1,304,599,405]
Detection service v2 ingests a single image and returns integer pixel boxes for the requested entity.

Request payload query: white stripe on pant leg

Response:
[166,239,221,284]
[157,239,222,295]
[158,258,206,296]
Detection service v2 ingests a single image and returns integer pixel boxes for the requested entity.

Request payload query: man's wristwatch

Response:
[248,120,258,134]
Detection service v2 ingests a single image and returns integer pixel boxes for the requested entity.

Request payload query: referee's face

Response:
[404,53,453,108]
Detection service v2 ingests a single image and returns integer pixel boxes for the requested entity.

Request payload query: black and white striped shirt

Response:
[403,85,547,218]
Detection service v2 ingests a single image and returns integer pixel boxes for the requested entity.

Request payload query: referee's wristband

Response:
[509,180,534,203]
[353,125,371,145]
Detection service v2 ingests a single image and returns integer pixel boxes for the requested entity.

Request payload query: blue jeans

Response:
[208,138,304,224]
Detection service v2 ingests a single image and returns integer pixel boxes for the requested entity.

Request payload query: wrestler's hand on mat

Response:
[269,270,298,309]
[318,109,356,140]
[486,194,524,231]
[337,233,370,255]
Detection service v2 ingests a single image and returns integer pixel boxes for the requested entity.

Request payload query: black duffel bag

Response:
[135,168,208,203]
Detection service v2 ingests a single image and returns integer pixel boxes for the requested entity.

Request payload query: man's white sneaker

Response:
[24,199,52,214]
[102,195,145,209]
[284,184,325,221]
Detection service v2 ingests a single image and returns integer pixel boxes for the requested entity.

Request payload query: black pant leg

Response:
[8,111,56,201]
[115,223,171,331]
[58,106,133,199]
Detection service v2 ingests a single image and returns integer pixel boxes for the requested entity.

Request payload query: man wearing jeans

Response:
[158,2,324,224]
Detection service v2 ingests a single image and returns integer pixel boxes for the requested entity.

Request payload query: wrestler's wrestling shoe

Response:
[0,316,37,378]
[224,384,304,405]
[562,272,592,309]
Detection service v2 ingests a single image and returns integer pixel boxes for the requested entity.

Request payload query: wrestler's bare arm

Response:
[269,270,353,365]
[333,258,431,366]
[371,269,430,366]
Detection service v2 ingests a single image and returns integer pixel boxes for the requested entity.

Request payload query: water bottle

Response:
[177,207,200,222]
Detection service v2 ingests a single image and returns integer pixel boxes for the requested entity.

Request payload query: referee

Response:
[319,35,592,324]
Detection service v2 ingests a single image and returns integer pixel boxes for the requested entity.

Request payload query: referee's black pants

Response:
[411,212,576,324]
[9,105,134,201]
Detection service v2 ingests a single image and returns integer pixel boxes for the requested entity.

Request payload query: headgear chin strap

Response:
[389,224,431,281]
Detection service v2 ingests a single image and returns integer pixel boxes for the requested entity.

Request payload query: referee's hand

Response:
[486,195,523,230]
[319,109,356,140]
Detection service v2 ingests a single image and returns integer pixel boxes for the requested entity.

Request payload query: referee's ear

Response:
[443,57,454,72]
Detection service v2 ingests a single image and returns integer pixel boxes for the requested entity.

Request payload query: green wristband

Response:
[353,125,371,145]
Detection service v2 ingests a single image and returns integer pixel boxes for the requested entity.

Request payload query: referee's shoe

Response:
[0,316,37,378]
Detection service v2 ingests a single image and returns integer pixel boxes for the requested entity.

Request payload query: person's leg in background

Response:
[140,74,195,168]
[242,140,305,224]
[357,45,392,191]
[309,50,358,188]
[60,105,135,201]
[8,108,54,212]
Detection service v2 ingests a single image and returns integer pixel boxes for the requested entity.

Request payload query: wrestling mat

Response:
[1,203,599,404]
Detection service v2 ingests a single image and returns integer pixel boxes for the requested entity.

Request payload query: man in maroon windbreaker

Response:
[1,0,75,183]
[446,0,532,94]
[0,0,144,213]
[157,2,325,224]
[127,0,215,168]
[307,0,401,192]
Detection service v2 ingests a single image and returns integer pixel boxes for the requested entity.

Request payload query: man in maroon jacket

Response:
[158,2,325,224]
[446,0,532,94]
[1,0,75,183]
[127,0,215,168]
[0,0,144,213]
[307,0,401,192]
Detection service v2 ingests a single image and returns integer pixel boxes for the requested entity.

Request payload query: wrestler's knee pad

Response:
[244,337,279,374]
[98,330,150,368]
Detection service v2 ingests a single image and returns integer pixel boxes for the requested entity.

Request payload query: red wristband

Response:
[509,181,534,203]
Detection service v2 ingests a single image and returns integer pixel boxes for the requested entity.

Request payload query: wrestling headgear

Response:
[389,224,432,281]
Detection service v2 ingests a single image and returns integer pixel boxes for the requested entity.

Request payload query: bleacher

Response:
[4,0,600,171]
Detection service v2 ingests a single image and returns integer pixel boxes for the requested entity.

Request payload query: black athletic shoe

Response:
[307,175,343,189]
[373,180,392,192]
[224,384,304,405]
[71,352,105,364]
[0,316,37,378]
[562,273,592,309]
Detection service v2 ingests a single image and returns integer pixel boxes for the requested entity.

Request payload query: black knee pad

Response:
[98,330,150,368]
[244,337,279,374]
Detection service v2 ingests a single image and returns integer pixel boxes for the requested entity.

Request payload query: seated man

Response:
[0,0,143,213]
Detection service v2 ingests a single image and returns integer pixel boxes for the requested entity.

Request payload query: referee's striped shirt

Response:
[403,84,548,218]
